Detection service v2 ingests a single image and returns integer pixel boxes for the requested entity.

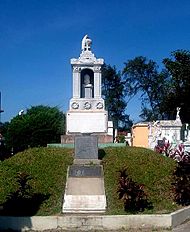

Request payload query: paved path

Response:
[2,220,190,232]
[173,219,190,232]
[21,222,190,231]
[25,224,190,232]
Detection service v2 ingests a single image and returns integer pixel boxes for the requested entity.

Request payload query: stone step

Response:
[62,165,106,214]
[62,195,106,213]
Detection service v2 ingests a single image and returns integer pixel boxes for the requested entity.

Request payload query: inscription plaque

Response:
[75,135,98,159]
[69,165,103,177]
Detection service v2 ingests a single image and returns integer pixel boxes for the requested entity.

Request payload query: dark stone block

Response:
[74,135,98,159]
[69,165,103,177]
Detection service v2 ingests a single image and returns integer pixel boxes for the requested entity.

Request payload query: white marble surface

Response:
[66,111,107,134]
[62,195,106,213]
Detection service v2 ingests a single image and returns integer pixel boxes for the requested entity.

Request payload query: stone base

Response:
[66,111,108,134]
[62,194,106,213]
[62,165,106,214]
[61,134,113,144]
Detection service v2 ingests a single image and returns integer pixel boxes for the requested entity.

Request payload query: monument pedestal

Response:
[62,135,107,214]
[61,133,113,144]
[67,111,108,134]
[62,165,106,213]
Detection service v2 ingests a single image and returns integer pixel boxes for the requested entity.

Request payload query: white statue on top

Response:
[81,35,92,52]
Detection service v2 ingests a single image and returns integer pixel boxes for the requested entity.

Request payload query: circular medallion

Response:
[96,102,103,109]
[71,102,79,109]
[84,102,91,110]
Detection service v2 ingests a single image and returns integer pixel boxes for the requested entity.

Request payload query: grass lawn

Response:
[0,146,179,216]
[0,147,73,215]
[102,146,179,214]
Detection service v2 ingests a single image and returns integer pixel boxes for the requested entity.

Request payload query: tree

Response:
[0,122,10,160]
[162,50,190,123]
[102,64,131,129]
[5,105,65,153]
[122,56,170,121]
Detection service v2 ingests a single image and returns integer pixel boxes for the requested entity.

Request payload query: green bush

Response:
[172,162,190,206]
[5,105,65,153]
[117,135,126,143]
[117,169,152,212]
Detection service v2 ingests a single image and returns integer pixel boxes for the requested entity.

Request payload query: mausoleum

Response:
[148,108,182,149]
[132,108,183,149]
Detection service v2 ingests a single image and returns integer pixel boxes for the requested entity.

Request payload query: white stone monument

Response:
[63,35,107,214]
[66,35,108,134]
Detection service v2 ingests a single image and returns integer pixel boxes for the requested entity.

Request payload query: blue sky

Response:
[0,0,190,123]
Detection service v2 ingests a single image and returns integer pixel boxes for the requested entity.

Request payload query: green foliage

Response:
[5,105,65,153]
[117,135,125,143]
[0,171,46,216]
[102,146,178,214]
[14,171,32,197]
[162,50,190,122]
[0,122,9,136]
[172,162,190,206]
[122,56,168,121]
[122,50,190,122]
[102,64,132,129]
[0,147,73,215]
[0,146,180,216]
[0,122,10,160]
[118,169,151,212]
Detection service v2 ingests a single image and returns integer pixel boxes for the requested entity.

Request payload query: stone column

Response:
[73,67,81,98]
[94,68,101,98]
[176,128,181,141]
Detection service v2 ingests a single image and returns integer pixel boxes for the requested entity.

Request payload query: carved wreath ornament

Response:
[96,102,103,109]
[84,102,91,110]
[71,102,79,109]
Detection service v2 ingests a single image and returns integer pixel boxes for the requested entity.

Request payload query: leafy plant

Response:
[172,162,190,206]
[117,135,125,143]
[1,171,50,216]
[0,147,73,215]
[155,139,190,206]
[154,139,190,163]
[103,147,177,214]
[14,171,32,197]
[169,143,190,163]
[117,169,151,212]
[154,138,172,157]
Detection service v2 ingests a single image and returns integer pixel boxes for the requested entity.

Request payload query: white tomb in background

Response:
[148,107,182,149]
[66,35,108,134]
